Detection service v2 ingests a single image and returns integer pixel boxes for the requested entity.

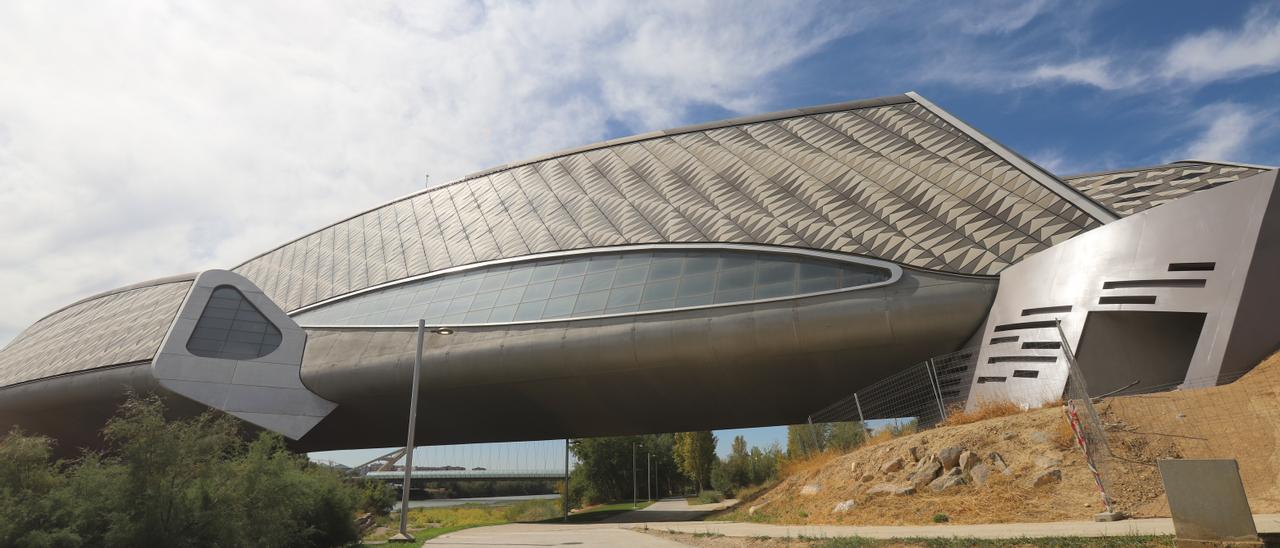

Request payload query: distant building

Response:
[1,93,1276,451]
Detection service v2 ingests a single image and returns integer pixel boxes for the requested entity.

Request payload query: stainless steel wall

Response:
[294,269,996,451]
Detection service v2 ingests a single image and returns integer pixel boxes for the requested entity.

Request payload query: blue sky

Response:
[2,1,1278,468]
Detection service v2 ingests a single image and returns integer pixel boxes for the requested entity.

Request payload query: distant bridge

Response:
[364,469,564,482]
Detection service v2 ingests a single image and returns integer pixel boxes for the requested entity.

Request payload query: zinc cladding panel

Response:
[1065,161,1269,216]
[233,100,1103,312]
[0,280,192,387]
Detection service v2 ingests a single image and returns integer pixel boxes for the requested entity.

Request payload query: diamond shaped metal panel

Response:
[1065,161,1269,216]
[233,95,1111,313]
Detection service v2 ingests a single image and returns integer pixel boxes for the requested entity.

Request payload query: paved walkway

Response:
[601,497,738,523]
[423,523,688,546]
[623,513,1280,539]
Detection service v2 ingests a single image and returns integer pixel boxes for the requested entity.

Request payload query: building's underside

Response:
[1,91,1274,454]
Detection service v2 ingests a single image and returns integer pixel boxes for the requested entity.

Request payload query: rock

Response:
[987,451,1010,472]
[880,456,905,474]
[928,473,965,492]
[959,451,979,472]
[1028,431,1052,444]
[907,460,943,490]
[1034,455,1062,470]
[748,501,769,515]
[860,473,875,482]
[938,446,963,469]
[850,460,859,472]
[867,483,913,496]
[1002,432,1017,441]
[800,483,821,496]
[1030,469,1062,487]
[969,463,991,486]
[833,500,856,513]
[908,446,925,462]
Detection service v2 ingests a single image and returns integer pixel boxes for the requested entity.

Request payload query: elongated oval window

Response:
[186,286,283,359]
[293,249,892,326]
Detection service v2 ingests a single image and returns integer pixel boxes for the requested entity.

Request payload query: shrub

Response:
[696,490,724,504]
[501,499,561,522]
[356,478,397,516]
[932,512,950,523]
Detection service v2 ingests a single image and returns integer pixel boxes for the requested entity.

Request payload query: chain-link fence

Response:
[809,347,978,430]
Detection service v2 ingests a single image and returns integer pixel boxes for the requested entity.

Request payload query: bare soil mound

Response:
[725,352,1280,526]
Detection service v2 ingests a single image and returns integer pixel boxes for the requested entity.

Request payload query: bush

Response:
[0,395,364,548]
[932,512,950,523]
[356,478,397,516]
[501,499,561,522]
[695,490,724,504]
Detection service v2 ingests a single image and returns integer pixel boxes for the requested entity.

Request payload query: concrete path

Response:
[601,497,738,523]
[625,513,1280,540]
[423,522,691,546]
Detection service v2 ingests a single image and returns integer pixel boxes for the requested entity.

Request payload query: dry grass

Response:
[779,449,843,478]
[939,400,1023,427]
[1051,411,1077,450]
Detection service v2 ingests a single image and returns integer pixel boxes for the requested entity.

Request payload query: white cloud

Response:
[0,0,859,344]
[939,0,1054,35]
[1163,5,1280,84]
[1174,103,1259,161]
[1026,57,1138,90]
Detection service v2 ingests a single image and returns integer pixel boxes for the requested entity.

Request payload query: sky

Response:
[2,0,1279,467]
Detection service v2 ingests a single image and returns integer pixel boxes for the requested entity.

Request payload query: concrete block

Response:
[1158,459,1260,546]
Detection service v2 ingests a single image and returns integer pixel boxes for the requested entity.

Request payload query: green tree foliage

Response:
[0,395,369,548]
[567,433,679,507]
[711,438,782,496]
[787,421,866,458]
[672,431,716,490]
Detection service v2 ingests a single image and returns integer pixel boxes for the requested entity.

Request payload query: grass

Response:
[939,400,1024,427]
[544,500,655,523]
[364,498,563,543]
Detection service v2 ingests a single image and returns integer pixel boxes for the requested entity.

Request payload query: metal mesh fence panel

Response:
[810,348,978,429]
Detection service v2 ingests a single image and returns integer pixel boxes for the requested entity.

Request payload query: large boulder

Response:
[908,445,925,462]
[880,456,905,474]
[928,473,966,492]
[833,500,856,513]
[938,446,963,469]
[969,463,991,486]
[959,451,979,472]
[868,483,914,496]
[907,460,943,490]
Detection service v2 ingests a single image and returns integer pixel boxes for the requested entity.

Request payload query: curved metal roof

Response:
[234,93,1108,313]
[0,276,193,388]
[1065,160,1272,216]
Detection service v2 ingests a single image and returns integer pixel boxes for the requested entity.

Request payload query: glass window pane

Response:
[587,255,619,272]
[551,276,584,298]
[755,281,795,299]
[478,274,506,293]
[717,268,754,291]
[443,311,466,324]
[757,260,796,285]
[504,266,533,288]
[488,305,517,323]
[446,296,473,314]
[433,282,458,302]
[582,271,614,292]
[607,285,643,308]
[642,278,679,302]
[557,259,588,278]
[456,277,482,296]
[530,262,559,283]
[648,257,684,280]
[425,301,450,317]
[617,253,651,269]
[543,295,576,318]
[463,309,490,323]
[614,265,647,287]
[678,272,715,297]
[522,281,553,302]
[720,255,754,270]
[714,287,753,304]
[799,262,841,280]
[573,290,609,314]
[639,299,675,311]
[799,276,838,293]
[683,256,717,275]
[495,287,524,307]
[514,301,545,321]
[471,290,499,309]
[676,293,714,307]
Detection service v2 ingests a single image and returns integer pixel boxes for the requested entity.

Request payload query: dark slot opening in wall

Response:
[976,376,1006,384]
[1098,295,1158,305]
[1103,279,1207,289]
[1168,262,1215,272]
[993,320,1059,332]
[1021,305,1073,316]
[988,356,1058,364]
[1021,341,1062,350]
[1074,310,1207,397]
[1012,370,1040,378]
[990,336,1019,345]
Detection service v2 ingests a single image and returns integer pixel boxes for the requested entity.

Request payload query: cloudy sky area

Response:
[2,0,1279,463]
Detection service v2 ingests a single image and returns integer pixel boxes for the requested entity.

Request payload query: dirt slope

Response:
[727,352,1280,526]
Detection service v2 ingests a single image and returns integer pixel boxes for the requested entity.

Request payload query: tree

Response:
[672,431,716,490]
[786,423,826,458]
[827,421,867,452]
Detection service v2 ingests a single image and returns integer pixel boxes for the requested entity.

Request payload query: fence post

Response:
[925,358,948,423]
[1055,319,1119,517]
[806,415,822,454]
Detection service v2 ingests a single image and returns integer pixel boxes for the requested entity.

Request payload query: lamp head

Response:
[430,327,455,335]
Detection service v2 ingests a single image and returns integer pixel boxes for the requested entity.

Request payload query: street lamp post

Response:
[390,320,453,544]
[632,443,637,509]
[647,451,651,502]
